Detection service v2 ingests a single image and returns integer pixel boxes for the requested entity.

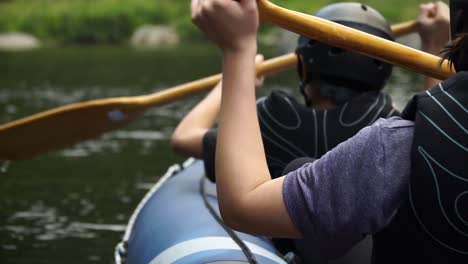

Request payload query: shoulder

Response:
[257,90,306,125]
[372,116,414,129]
[401,73,468,119]
[433,71,468,95]
[335,117,414,154]
[358,117,414,154]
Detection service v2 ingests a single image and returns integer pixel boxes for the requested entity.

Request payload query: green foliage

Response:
[0,0,190,44]
[0,0,426,45]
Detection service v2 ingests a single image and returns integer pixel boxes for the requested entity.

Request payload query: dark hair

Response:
[441,33,468,72]
[442,6,468,72]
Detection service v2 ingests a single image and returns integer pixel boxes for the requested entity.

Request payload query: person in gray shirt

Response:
[191,0,466,262]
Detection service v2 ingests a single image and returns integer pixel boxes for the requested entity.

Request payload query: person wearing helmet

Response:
[295,3,394,106]
[172,2,400,182]
[191,0,466,263]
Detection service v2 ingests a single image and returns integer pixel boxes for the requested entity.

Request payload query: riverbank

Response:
[0,0,421,46]
[0,0,187,45]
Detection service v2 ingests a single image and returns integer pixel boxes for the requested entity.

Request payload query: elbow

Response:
[218,200,254,234]
[170,133,187,156]
[170,129,204,158]
[220,209,242,232]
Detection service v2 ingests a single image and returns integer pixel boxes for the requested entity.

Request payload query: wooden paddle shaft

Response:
[141,19,418,107]
[392,21,418,37]
[140,53,297,106]
[257,0,455,80]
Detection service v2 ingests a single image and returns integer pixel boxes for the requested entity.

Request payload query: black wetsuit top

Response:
[373,72,468,263]
[202,90,399,182]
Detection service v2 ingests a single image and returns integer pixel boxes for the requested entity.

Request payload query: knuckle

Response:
[212,0,221,8]
[202,0,214,11]
[192,11,201,22]
[199,6,207,17]
[212,0,227,9]
[191,15,199,24]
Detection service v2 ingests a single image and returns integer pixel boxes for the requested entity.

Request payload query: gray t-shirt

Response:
[282,117,414,260]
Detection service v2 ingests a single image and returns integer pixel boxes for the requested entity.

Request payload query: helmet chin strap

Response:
[299,82,313,107]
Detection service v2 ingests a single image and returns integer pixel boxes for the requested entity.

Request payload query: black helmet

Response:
[295,3,395,103]
[450,0,468,38]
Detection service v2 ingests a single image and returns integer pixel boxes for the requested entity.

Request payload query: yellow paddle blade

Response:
[0,54,296,161]
[0,99,145,160]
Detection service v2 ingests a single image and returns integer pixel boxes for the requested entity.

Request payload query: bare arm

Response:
[191,0,301,238]
[218,50,300,237]
[171,81,222,158]
[417,1,451,89]
[171,55,264,159]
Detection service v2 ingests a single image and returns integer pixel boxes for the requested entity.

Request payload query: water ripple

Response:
[3,201,125,242]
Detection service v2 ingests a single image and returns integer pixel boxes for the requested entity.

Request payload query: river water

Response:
[0,40,422,263]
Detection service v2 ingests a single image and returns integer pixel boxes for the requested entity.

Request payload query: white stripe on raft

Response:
[149,236,287,264]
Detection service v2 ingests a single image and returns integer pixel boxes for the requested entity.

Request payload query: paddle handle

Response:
[391,20,418,38]
[257,0,454,80]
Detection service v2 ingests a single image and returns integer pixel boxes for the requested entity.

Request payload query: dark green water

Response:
[0,44,422,263]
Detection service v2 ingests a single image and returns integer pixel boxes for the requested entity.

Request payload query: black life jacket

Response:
[373,72,468,263]
[257,90,399,177]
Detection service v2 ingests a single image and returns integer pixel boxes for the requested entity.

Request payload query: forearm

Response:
[215,47,299,237]
[422,44,443,89]
[417,1,450,90]
[216,47,269,206]
[171,83,222,158]
[191,0,299,238]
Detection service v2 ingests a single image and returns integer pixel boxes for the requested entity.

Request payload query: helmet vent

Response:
[329,47,345,56]
[361,4,368,11]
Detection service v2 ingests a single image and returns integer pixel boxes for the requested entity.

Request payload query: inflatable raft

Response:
[115,159,288,264]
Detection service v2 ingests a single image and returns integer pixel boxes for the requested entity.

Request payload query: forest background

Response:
[0,0,429,46]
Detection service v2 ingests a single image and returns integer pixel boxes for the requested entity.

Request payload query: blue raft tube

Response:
[114,158,292,264]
